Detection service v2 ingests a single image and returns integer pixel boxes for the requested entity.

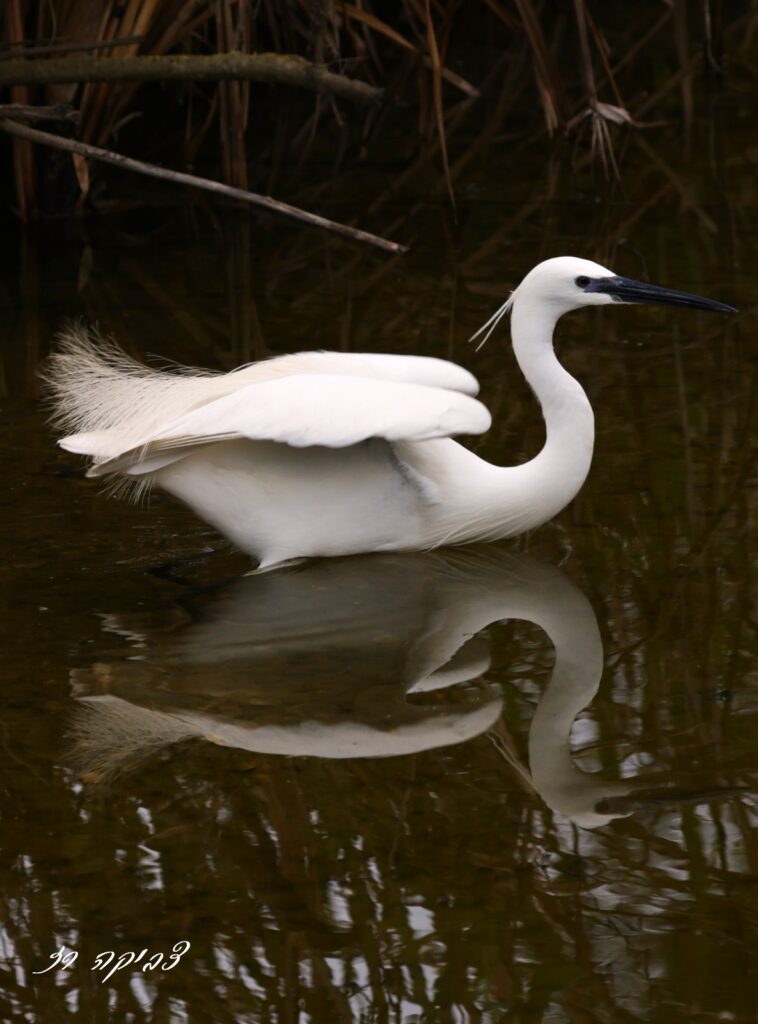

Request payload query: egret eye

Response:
[575,276,591,289]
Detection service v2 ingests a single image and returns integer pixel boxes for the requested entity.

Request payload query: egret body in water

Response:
[47,257,734,567]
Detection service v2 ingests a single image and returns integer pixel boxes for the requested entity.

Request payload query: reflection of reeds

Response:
[3,2,756,220]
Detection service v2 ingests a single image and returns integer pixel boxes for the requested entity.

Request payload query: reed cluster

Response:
[0,1,743,222]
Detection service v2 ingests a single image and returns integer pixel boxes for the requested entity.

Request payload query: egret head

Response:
[515,256,623,315]
[471,255,736,349]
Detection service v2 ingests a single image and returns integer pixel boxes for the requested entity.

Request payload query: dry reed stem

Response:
[424,0,455,212]
[0,34,145,58]
[6,0,35,220]
[334,2,479,97]
[512,0,567,133]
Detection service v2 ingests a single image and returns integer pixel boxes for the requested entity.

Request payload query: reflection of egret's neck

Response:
[522,583,633,828]
[413,558,634,828]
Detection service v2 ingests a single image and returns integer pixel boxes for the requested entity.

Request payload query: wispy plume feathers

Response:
[468,292,515,351]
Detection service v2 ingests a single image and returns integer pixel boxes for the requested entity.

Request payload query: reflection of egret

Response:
[48,258,734,568]
[70,548,639,828]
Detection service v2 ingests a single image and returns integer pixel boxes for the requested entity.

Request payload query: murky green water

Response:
[1,78,756,1023]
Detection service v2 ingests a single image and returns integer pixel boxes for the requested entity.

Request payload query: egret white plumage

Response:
[47,256,735,568]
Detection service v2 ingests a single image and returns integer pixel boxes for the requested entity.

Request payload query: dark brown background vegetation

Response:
[1,1,753,230]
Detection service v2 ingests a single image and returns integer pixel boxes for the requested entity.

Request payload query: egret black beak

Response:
[587,276,737,313]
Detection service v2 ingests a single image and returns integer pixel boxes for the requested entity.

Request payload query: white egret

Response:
[48,256,734,567]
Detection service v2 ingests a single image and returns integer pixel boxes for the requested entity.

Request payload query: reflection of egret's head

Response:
[68,547,638,827]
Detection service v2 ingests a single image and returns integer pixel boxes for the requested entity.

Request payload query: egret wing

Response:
[249,351,480,396]
[66,373,491,477]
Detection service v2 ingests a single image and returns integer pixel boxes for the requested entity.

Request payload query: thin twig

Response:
[0,102,79,124]
[0,50,382,105]
[334,3,479,97]
[0,118,408,254]
[424,0,455,212]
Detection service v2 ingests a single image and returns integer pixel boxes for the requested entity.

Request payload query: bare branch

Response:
[0,118,408,254]
[0,51,382,105]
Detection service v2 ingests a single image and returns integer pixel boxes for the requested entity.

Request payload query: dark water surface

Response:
[1,82,756,1023]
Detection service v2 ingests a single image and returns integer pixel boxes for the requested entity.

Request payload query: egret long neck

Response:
[507,298,595,517]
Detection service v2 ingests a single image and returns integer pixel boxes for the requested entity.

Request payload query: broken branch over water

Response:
[0,51,382,105]
[0,119,408,254]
